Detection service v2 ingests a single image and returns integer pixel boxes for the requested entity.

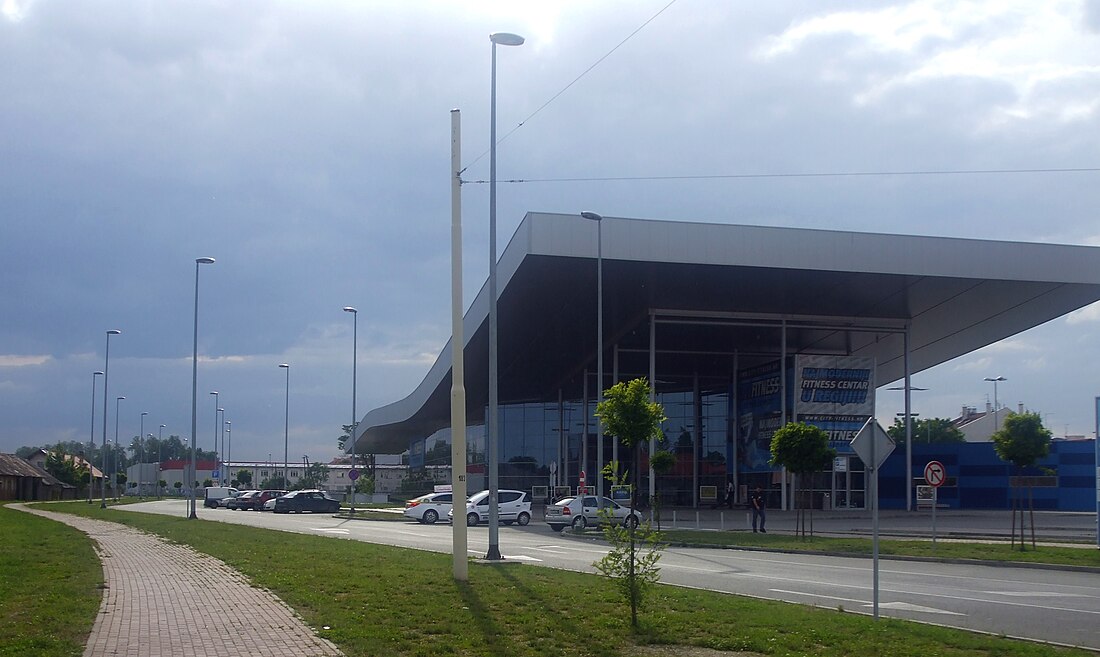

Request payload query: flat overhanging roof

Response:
[353,212,1100,454]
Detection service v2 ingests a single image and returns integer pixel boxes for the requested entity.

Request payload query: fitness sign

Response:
[794,354,875,450]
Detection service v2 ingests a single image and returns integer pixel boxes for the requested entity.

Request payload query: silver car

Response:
[545,495,640,532]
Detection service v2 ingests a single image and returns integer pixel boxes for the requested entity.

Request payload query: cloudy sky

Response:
[3,1,1099,462]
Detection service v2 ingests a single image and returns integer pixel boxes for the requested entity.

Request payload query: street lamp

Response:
[158,424,165,499]
[886,385,928,512]
[189,256,216,519]
[216,408,224,484]
[580,211,605,502]
[100,330,120,508]
[486,29,524,562]
[279,364,290,488]
[343,306,359,514]
[88,371,103,504]
[139,411,147,498]
[209,391,219,485]
[219,409,226,485]
[224,420,231,485]
[113,396,125,498]
[984,376,1007,432]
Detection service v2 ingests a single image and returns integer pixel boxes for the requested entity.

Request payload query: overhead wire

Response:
[460,0,680,176]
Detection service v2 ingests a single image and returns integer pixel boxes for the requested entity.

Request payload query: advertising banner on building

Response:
[794,354,875,453]
[737,360,784,472]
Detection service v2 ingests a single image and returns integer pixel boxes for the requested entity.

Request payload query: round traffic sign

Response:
[348,469,359,481]
[924,461,946,488]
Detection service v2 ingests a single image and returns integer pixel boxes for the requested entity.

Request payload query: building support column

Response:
[904,326,913,512]
[692,370,701,508]
[780,319,788,511]
[648,311,657,504]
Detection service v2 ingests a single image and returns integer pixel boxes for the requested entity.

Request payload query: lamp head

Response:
[94,371,104,376]
[343,306,357,314]
[141,411,148,417]
[117,396,125,401]
[107,329,121,335]
[279,363,289,369]
[489,32,525,46]
[196,257,215,265]
[160,424,166,428]
[984,376,1007,382]
[580,211,604,222]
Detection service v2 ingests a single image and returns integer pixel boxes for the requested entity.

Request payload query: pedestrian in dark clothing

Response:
[725,480,735,509]
[750,486,766,533]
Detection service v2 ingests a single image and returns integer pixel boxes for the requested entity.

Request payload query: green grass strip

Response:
[655,530,1100,568]
[42,502,1096,657]
[0,504,102,657]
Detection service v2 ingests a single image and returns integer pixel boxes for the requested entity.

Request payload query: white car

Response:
[403,492,453,524]
[263,497,278,511]
[448,489,532,527]
[545,495,640,532]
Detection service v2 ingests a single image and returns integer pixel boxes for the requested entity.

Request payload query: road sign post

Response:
[852,419,896,621]
[924,460,946,545]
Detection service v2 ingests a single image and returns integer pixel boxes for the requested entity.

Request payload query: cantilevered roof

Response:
[352,212,1100,454]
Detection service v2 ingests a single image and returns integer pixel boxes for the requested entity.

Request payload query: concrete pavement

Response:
[15,504,343,657]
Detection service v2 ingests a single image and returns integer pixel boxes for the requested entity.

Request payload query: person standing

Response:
[725,479,735,509]
[750,486,766,533]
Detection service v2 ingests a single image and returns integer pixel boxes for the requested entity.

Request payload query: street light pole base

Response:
[484,547,503,560]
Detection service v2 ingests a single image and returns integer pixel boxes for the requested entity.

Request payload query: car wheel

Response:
[423,509,439,524]
[517,512,530,526]
[572,515,588,530]
[550,524,565,533]
[466,512,479,527]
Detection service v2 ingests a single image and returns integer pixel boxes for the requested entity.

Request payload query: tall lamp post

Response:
[224,420,231,485]
[343,306,359,514]
[113,396,125,498]
[101,330,120,508]
[139,411,147,497]
[209,391,220,485]
[189,256,216,519]
[886,385,928,511]
[218,409,226,484]
[157,424,165,499]
[88,371,103,503]
[216,408,224,484]
[279,364,290,488]
[485,30,524,562]
[984,376,1007,432]
[580,211,605,502]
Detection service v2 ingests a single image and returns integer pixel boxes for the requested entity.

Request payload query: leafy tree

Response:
[260,475,289,490]
[202,478,214,488]
[337,423,356,452]
[44,447,82,487]
[647,450,676,530]
[770,422,836,538]
[173,481,182,493]
[297,462,329,490]
[594,378,667,629]
[15,445,39,459]
[887,417,965,445]
[354,476,375,496]
[992,411,1052,550]
[235,469,253,487]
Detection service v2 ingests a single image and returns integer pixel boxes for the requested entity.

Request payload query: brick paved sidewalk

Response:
[16,505,343,657]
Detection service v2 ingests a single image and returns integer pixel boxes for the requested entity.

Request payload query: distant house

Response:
[25,449,104,488]
[952,402,1036,442]
[0,453,77,501]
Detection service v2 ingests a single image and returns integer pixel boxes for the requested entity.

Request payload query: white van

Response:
[203,486,239,508]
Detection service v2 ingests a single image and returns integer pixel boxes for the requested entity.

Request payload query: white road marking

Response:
[310,527,350,534]
[877,602,965,616]
[983,591,1085,597]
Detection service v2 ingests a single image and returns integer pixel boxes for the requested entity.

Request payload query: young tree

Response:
[647,450,676,530]
[236,469,253,487]
[594,378,667,629]
[297,462,330,490]
[260,475,289,490]
[173,481,183,494]
[770,422,836,538]
[992,411,1052,550]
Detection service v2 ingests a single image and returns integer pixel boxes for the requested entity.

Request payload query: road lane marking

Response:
[983,591,1085,597]
[878,602,965,616]
[310,528,350,534]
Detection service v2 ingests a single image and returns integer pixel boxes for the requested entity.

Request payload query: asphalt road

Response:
[120,501,1100,650]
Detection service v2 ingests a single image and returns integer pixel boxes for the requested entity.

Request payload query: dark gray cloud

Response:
[3,1,1099,458]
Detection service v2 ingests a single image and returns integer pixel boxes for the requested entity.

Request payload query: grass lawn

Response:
[0,504,102,657]
[35,501,1095,657]
[653,529,1100,569]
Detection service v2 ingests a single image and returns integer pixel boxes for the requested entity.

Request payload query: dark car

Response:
[250,489,288,511]
[272,490,340,514]
[227,490,260,510]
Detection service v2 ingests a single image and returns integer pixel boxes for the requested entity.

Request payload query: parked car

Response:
[544,496,640,532]
[272,490,340,514]
[249,489,288,511]
[262,497,278,511]
[449,489,531,526]
[203,486,239,508]
[227,490,260,510]
[403,492,453,524]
